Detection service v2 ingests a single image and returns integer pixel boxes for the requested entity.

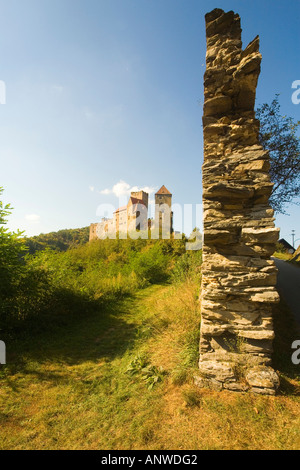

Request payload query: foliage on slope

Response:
[25,227,90,254]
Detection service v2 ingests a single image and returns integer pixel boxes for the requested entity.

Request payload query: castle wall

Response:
[115,207,127,234]
[89,223,98,241]
[197,9,280,395]
[128,203,148,232]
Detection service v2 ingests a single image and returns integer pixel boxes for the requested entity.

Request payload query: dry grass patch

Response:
[1,278,300,450]
[144,281,200,381]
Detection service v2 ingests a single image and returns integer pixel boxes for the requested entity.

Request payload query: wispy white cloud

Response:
[99,180,157,198]
[83,104,124,125]
[99,180,131,197]
[51,84,64,94]
[25,214,40,223]
[83,107,95,120]
[100,188,112,195]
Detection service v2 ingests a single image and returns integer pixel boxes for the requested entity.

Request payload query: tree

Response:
[0,188,12,225]
[0,187,27,319]
[256,95,300,214]
[25,227,90,254]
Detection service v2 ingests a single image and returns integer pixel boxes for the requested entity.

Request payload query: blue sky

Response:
[1,0,299,245]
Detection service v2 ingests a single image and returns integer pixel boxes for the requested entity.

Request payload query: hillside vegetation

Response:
[1,230,200,329]
[25,227,90,254]
[1,209,300,449]
[0,247,299,449]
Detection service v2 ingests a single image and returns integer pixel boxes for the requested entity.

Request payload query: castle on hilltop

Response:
[89,185,173,241]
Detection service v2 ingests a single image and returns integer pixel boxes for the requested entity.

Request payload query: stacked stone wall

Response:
[197,9,280,395]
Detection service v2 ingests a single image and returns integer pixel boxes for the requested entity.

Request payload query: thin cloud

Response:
[83,107,95,120]
[99,180,157,198]
[25,214,40,223]
[51,85,64,93]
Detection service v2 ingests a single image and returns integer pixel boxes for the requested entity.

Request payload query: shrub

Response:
[127,243,170,284]
[171,250,202,283]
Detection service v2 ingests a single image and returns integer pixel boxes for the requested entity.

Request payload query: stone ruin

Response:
[197,9,280,395]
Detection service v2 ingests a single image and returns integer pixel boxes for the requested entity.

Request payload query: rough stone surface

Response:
[197,9,280,395]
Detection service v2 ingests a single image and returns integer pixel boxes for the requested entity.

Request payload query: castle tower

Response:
[155,185,173,236]
[128,190,149,232]
[130,190,149,209]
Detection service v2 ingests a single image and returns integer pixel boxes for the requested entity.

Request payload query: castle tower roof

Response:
[128,196,146,206]
[155,185,172,195]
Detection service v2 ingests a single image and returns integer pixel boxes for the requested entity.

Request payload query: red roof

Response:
[155,185,172,195]
[129,197,146,206]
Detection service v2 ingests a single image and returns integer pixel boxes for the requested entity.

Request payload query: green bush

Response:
[127,243,170,284]
[0,189,201,330]
[0,187,30,324]
[171,250,202,283]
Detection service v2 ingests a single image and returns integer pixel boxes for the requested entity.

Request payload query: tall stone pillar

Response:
[197,9,280,395]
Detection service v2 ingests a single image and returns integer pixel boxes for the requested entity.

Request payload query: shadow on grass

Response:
[272,291,300,396]
[1,286,150,375]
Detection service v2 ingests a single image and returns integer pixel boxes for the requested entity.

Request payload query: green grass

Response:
[274,251,300,267]
[273,251,293,261]
[0,280,300,450]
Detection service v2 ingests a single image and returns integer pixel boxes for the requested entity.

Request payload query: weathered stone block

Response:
[245,367,280,394]
[203,95,233,116]
[242,227,280,244]
[198,360,237,383]
[203,182,255,200]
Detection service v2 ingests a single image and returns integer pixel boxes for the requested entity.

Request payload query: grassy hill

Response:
[0,231,199,329]
[0,230,299,449]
